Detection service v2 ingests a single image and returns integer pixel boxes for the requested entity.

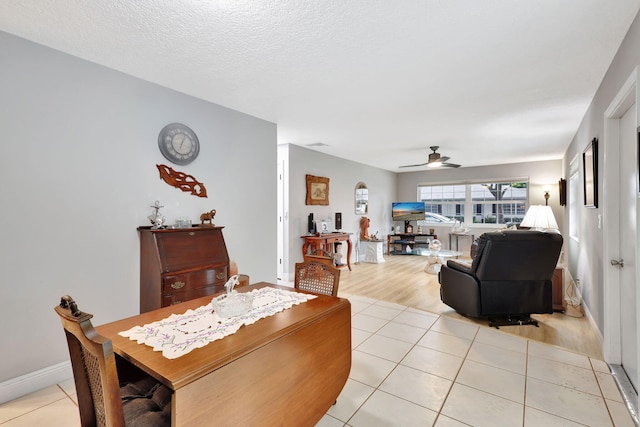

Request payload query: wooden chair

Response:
[303,248,335,267]
[54,295,171,427]
[294,260,341,296]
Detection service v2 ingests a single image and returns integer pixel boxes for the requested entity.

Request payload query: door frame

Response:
[603,67,640,390]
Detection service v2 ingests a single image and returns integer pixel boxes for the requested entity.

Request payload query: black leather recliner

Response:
[438,230,563,327]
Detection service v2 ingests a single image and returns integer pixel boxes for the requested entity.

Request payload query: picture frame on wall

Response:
[583,137,598,208]
[305,174,330,205]
[637,126,640,193]
[559,178,567,206]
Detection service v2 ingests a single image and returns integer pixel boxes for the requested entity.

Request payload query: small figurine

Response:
[200,209,216,226]
[334,243,345,266]
[224,274,240,294]
[148,200,166,229]
[430,239,442,252]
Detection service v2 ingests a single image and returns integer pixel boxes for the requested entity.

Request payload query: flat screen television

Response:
[391,202,426,221]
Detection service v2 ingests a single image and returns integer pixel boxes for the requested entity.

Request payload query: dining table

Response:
[96,282,352,426]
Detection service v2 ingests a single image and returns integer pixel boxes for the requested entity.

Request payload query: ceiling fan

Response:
[399,146,461,169]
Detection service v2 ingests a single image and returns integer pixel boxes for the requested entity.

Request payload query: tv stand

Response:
[388,233,438,255]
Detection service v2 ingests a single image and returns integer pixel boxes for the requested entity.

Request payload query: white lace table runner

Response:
[118,287,317,359]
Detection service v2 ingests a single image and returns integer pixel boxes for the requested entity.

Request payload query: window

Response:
[418,180,528,225]
[419,184,465,221]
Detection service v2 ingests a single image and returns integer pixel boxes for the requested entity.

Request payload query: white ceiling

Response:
[2,1,639,172]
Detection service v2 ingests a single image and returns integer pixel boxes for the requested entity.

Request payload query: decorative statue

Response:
[200,209,216,225]
[148,200,166,229]
[360,216,371,240]
[334,243,345,266]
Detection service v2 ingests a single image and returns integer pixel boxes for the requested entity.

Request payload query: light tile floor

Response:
[1,294,635,426]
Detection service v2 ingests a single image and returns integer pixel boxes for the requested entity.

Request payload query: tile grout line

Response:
[432,317,481,426]
[343,305,434,425]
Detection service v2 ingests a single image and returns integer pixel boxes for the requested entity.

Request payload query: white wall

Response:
[563,10,640,335]
[0,32,277,393]
[282,144,396,278]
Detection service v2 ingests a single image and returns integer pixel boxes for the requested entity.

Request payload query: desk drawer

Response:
[162,286,224,306]
[163,267,228,294]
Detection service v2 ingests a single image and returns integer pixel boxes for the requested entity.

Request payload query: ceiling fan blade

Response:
[439,156,450,163]
[442,163,461,168]
[399,162,429,168]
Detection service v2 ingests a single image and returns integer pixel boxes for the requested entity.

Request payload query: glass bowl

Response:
[212,292,254,318]
[429,239,442,252]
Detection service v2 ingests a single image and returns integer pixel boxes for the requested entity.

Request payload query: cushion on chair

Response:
[121,376,172,427]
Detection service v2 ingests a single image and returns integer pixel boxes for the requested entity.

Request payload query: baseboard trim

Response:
[581,299,605,350]
[0,362,72,404]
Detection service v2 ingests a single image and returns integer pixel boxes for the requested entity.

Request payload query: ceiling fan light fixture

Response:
[398,146,460,169]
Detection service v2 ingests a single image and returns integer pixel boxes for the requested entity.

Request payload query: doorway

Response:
[603,67,640,418]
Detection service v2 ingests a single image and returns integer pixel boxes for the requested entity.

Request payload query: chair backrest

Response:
[294,260,341,296]
[55,296,126,427]
[471,230,563,281]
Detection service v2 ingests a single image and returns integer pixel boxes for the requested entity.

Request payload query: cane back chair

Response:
[54,295,171,427]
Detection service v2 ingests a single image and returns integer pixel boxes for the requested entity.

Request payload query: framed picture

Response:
[317,219,332,234]
[637,126,640,193]
[559,178,567,206]
[306,174,330,205]
[583,137,598,208]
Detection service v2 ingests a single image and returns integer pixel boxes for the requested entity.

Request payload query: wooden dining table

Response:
[96,282,352,426]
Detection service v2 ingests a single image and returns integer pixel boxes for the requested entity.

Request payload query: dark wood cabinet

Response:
[138,226,229,313]
[552,266,564,312]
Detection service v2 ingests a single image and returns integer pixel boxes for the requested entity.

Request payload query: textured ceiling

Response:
[1,0,639,171]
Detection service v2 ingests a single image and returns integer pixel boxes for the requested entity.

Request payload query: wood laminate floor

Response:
[338,254,603,360]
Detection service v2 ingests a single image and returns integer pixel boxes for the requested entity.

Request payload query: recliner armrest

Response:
[446,259,474,275]
[438,263,482,317]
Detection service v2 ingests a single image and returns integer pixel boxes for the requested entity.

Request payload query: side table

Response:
[301,233,352,270]
[449,233,475,252]
[361,240,385,263]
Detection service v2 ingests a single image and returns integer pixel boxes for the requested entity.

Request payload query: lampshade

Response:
[520,205,558,230]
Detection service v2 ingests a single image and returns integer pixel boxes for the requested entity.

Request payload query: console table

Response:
[387,233,437,255]
[301,233,352,270]
[449,232,475,252]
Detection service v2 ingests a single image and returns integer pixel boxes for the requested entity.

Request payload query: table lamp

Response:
[520,205,558,231]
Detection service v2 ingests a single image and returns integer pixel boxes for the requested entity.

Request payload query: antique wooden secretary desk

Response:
[137,226,230,313]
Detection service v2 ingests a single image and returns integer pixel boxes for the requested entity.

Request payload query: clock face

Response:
[158,123,200,165]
